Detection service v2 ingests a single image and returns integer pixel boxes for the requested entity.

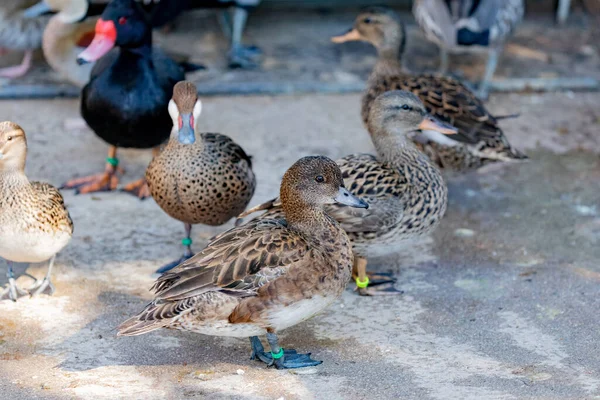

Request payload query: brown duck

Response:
[239,91,456,295]
[331,6,526,171]
[146,81,256,273]
[0,122,73,301]
[118,156,368,369]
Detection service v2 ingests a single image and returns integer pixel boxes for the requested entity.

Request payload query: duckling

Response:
[0,0,49,78]
[413,0,525,98]
[118,156,368,369]
[146,81,256,273]
[239,91,456,296]
[60,0,184,198]
[24,0,102,87]
[0,122,73,301]
[332,7,526,171]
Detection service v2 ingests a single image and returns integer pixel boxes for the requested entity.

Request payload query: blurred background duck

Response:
[0,122,73,301]
[146,81,256,273]
[0,0,49,78]
[24,0,104,87]
[413,0,525,98]
[61,0,184,197]
[332,7,526,171]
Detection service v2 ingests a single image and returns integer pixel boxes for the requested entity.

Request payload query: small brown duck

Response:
[146,81,256,273]
[24,0,100,87]
[239,91,456,296]
[331,6,526,171]
[118,156,368,369]
[0,0,49,78]
[0,122,73,301]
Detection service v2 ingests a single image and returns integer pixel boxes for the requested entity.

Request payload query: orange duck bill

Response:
[331,28,363,43]
[418,116,458,135]
[77,19,117,65]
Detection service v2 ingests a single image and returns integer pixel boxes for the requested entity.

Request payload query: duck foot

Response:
[62,166,120,195]
[366,271,397,287]
[155,253,193,274]
[356,284,404,297]
[28,277,55,297]
[121,178,150,200]
[249,336,322,369]
[228,45,262,69]
[0,266,34,302]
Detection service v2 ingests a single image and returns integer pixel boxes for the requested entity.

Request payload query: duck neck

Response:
[0,167,29,195]
[371,127,442,185]
[167,127,205,151]
[122,34,153,58]
[282,199,337,235]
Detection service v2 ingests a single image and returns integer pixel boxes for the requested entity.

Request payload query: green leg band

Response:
[271,348,284,360]
[356,276,369,288]
[182,237,192,247]
[106,157,119,167]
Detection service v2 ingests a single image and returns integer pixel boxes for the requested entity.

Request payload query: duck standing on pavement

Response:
[61,0,184,198]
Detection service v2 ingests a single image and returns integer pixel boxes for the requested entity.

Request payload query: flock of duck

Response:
[0,0,527,369]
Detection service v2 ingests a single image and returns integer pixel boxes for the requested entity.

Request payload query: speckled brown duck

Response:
[0,122,73,301]
[331,6,526,171]
[118,156,368,369]
[238,91,457,296]
[146,81,256,273]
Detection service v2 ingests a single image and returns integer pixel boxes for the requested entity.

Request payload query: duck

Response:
[146,81,256,273]
[0,122,73,301]
[331,6,526,171]
[238,91,456,296]
[23,0,104,87]
[412,0,525,98]
[60,0,185,198]
[118,155,368,369]
[0,0,49,78]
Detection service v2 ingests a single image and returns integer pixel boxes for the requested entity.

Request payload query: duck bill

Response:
[418,116,458,135]
[331,28,362,43]
[334,187,369,209]
[178,114,196,145]
[77,19,116,65]
[23,1,52,18]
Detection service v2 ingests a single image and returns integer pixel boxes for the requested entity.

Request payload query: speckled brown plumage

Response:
[333,7,526,171]
[118,156,358,347]
[0,121,72,300]
[147,131,255,226]
[238,92,455,295]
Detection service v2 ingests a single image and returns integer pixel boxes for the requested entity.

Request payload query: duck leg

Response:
[0,262,29,302]
[155,223,194,274]
[438,47,449,74]
[226,6,262,69]
[477,47,500,99]
[27,255,56,297]
[0,50,33,79]
[249,332,322,369]
[121,146,159,199]
[353,255,402,296]
[62,146,121,194]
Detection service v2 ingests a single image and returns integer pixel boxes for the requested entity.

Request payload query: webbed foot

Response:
[228,45,262,69]
[121,178,150,200]
[62,166,120,195]
[249,336,321,369]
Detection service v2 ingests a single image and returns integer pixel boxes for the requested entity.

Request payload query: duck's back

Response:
[82,49,184,149]
[147,132,256,225]
[0,1,48,50]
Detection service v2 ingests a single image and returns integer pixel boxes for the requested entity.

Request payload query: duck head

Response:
[24,0,89,23]
[168,81,202,145]
[0,122,28,172]
[280,156,368,218]
[368,91,457,140]
[331,7,406,59]
[77,0,150,64]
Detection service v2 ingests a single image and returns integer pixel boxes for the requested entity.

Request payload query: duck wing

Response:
[152,218,312,302]
[203,132,253,168]
[30,182,74,235]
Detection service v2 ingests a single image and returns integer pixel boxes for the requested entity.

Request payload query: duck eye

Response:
[402,104,410,110]
[7,136,12,141]
[119,17,127,25]
[363,17,372,24]
[315,175,325,183]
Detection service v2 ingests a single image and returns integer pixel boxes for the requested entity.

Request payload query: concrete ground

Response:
[0,91,600,399]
